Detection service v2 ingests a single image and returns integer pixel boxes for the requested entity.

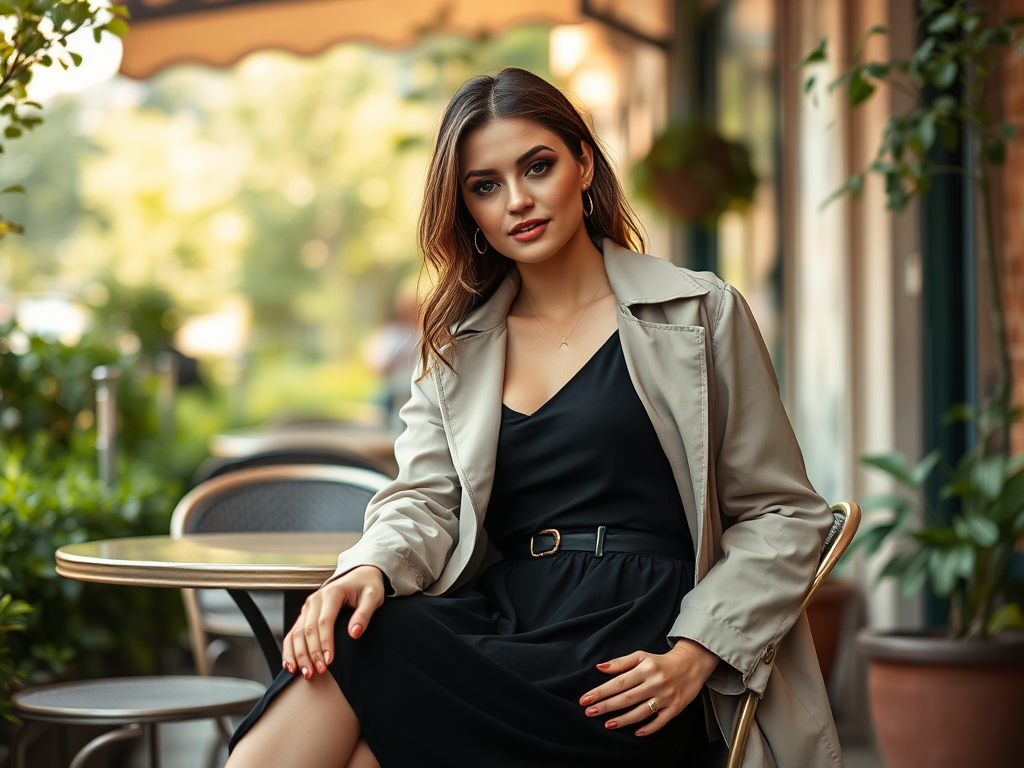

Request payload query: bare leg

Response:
[344,739,380,768]
[225,673,358,768]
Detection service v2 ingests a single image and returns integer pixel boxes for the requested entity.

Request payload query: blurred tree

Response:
[0,26,550,415]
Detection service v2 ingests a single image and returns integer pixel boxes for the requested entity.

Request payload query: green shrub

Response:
[0,320,157,455]
[0,592,31,721]
[0,441,185,681]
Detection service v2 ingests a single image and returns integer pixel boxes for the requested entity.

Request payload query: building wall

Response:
[995,0,1024,453]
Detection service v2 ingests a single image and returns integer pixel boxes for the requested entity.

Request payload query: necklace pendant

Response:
[559,341,570,351]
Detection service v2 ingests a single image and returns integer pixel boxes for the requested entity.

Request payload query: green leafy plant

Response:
[0,591,31,721]
[0,319,191,694]
[801,1,1024,639]
[0,0,129,235]
[0,441,185,682]
[0,320,158,454]
[858,430,1024,639]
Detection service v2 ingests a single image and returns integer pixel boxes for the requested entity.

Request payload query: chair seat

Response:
[12,676,266,726]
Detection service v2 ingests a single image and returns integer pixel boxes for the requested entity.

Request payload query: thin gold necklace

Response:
[524,276,608,351]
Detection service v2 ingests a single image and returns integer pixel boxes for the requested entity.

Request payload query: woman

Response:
[226,67,842,768]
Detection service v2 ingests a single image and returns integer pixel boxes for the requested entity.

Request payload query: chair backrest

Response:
[191,447,385,486]
[724,501,861,768]
[171,464,391,537]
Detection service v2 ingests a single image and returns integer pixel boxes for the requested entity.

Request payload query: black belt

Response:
[503,526,691,560]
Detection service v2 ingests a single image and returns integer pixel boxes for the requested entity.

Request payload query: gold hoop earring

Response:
[583,189,594,217]
[473,227,488,254]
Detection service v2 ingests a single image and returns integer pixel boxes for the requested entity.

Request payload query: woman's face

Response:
[458,117,594,265]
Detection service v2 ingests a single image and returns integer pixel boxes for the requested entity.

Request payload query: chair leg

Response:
[205,728,226,768]
[13,720,44,768]
[146,722,161,768]
[68,724,143,768]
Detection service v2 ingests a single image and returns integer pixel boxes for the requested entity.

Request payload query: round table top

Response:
[55,532,361,590]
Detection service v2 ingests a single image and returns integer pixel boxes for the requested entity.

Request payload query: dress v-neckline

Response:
[501,330,619,419]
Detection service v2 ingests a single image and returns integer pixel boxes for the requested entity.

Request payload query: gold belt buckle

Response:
[530,528,561,558]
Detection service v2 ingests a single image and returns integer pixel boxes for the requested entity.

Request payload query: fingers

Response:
[584,678,657,718]
[317,588,345,668]
[580,652,649,708]
[635,710,672,737]
[347,583,384,640]
[288,596,322,679]
[605,698,672,732]
[595,651,644,676]
[580,649,702,737]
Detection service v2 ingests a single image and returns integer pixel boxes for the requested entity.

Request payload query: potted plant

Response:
[800,3,1024,767]
[632,116,758,225]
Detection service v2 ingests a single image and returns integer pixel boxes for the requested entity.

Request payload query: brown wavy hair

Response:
[417,67,646,374]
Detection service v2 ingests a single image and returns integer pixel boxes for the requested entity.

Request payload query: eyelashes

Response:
[471,179,498,195]
[470,159,556,196]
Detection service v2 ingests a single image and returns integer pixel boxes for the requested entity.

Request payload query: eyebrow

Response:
[462,144,555,183]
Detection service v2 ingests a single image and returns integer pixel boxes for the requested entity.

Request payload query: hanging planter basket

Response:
[633,119,758,224]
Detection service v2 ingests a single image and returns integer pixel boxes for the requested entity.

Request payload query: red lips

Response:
[509,219,549,242]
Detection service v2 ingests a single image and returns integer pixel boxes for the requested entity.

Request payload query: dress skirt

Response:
[230,550,703,768]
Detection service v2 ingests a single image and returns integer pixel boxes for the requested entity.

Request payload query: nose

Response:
[507,181,534,214]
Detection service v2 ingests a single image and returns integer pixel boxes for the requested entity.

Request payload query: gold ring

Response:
[647,698,658,714]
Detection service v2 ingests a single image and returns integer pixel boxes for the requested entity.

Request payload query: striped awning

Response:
[119,0,672,79]
[120,0,580,78]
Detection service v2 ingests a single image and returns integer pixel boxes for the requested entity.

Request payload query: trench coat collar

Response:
[455,238,708,335]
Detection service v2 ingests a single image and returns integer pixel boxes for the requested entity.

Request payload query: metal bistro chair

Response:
[184,452,392,681]
[11,676,265,768]
[723,501,862,768]
[170,464,391,681]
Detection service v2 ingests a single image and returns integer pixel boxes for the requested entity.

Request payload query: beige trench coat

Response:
[330,240,843,768]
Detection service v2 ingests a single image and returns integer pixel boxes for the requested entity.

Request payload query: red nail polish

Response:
[316,661,324,673]
[586,707,598,716]
[301,667,310,678]
[581,695,593,705]
[324,651,331,665]
[606,721,617,729]
[636,730,646,737]
[596,662,611,670]
[351,624,363,638]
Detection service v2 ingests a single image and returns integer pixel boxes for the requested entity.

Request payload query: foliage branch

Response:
[800,0,1024,639]
[0,0,128,236]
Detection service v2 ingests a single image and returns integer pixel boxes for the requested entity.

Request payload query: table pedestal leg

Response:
[284,590,311,638]
[227,589,281,676]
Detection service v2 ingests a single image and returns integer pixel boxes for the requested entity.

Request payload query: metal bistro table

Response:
[55,532,361,675]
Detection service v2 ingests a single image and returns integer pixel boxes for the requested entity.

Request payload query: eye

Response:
[472,180,498,195]
[527,160,554,176]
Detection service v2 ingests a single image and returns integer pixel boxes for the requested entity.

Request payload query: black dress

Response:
[231,331,704,767]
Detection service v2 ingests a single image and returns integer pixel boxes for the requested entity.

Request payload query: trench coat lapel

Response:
[433,274,518,545]
[602,242,713,574]
[435,242,713,577]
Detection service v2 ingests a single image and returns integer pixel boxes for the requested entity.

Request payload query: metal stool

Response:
[11,675,265,768]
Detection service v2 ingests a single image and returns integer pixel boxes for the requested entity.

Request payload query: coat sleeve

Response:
[323,366,461,596]
[667,282,833,697]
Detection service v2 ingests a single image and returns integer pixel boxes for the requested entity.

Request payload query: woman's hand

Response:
[282,565,385,680]
[579,639,719,736]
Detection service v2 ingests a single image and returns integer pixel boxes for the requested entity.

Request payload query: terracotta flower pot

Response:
[857,630,1024,768]
[805,578,854,683]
